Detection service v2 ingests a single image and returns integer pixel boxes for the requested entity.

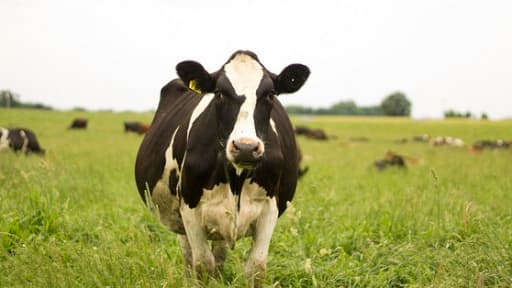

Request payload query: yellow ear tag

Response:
[188,80,202,94]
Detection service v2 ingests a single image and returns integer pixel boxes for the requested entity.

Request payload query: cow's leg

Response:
[245,197,279,288]
[180,205,216,278]
[212,240,228,272]
[178,234,193,276]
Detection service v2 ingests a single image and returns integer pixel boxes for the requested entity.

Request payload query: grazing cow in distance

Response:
[135,51,310,286]
[69,118,88,129]
[0,127,45,155]
[294,125,329,140]
[413,134,430,142]
[471,139,511,152]
[431,136,465,147]
[374,151,406,171]
[374,151,422,171]
[124,121,151,134]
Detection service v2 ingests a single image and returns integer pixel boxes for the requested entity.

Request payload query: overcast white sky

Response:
[1,0,511,118]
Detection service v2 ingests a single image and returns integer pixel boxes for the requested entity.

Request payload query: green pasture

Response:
[1,108,511,287]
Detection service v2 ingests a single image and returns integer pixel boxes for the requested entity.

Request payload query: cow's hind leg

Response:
[245,198,279,288]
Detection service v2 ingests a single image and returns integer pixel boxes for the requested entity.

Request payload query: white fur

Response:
[0,128,9,152]
[19,130,28,153]
[187,93,215,140]
[270,118,278,136]
[224,54,265,162]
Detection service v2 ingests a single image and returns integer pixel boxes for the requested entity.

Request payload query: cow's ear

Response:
[275,64,310,94]
[176,61,215,94]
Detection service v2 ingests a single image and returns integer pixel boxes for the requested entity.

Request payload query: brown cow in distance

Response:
[124,121,151,134]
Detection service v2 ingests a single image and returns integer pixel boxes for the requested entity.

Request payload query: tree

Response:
[330,100,358,115]
[444,109,472,119]
[0,90,52,110]
[380,91,411,116]
[0,90,21,108]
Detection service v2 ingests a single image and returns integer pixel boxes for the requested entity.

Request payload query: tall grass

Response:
[1,109,511,287]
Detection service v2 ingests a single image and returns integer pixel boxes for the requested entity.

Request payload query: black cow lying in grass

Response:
[294,125,329,140]
[0,127,45,155]
[69,118,88,129]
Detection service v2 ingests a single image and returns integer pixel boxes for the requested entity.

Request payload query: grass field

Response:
[1,108,512,287]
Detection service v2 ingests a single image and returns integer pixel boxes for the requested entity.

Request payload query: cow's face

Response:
[177,51,310,170]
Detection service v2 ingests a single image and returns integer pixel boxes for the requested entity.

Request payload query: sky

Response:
[1,0,511,119]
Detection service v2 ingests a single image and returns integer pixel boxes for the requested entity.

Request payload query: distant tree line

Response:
[444,109,489,120]
[286,91,412,116]
[0,90,53,110]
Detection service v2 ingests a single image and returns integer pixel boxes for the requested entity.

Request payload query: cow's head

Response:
[176,51,309,170]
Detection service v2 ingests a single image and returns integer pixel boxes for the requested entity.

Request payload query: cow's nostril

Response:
[231,140,240,152]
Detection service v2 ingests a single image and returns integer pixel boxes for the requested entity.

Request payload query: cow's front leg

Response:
[180,204,216,278]
[212,240,228,272]
[245,197,279,288]
[177,234,193,277]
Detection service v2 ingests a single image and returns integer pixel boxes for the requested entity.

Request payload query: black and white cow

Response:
[0,127,45,155]
[135,51,309,286]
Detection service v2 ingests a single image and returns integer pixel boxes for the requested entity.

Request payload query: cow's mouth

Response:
[234,160,260,170]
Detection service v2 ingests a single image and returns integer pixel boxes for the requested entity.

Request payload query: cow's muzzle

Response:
[227,137,264,168]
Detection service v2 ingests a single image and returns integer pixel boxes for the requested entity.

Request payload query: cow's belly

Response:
[179,180,271,246]
[152,180,184,234]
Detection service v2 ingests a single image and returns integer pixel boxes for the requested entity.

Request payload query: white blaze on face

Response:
[224,54,265,161]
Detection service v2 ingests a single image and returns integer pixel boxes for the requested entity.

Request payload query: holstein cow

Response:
[68,118,87,129]
[0,127,45,155]
[135,51,309,286]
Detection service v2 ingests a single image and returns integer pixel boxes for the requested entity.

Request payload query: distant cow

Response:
[374,151,422,171]
[0,127,45,155]
[413,134,430,142]
[431,136,465,147]
[135,51,309,286]
[374,151,406,171]
[294,125,328,140]
[69,118,87,129]
[472,139,511,151]
[124,121,150,134]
